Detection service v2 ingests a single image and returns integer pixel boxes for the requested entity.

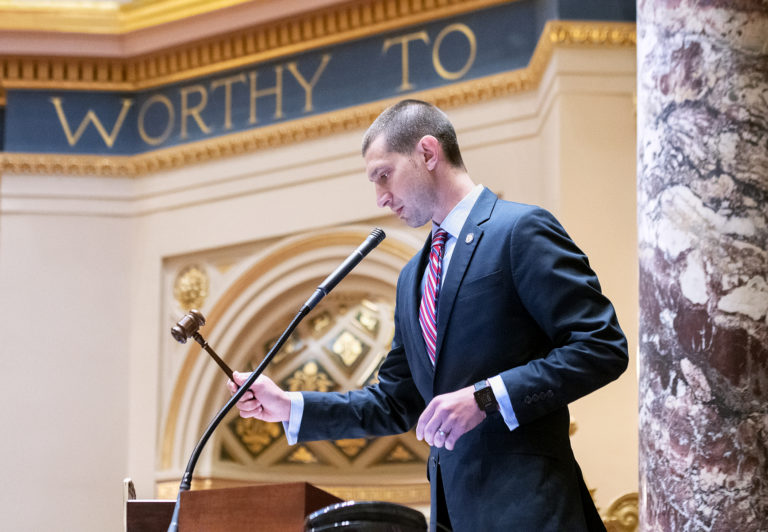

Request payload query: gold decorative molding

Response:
[0,20,635,178]
[0,0,257,35]
[603,492,639,532]
[0,0,511,91]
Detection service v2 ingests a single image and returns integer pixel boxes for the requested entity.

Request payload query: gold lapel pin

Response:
[465,233,474,244]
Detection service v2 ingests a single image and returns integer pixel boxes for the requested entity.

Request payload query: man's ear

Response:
[416,135,440,171]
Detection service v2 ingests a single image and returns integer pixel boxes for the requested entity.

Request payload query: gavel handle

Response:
[192,332,234,380]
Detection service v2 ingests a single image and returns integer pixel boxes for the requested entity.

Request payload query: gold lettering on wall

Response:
[285,54,331,113]
[37,20,478,153]
[248,66,284,124]
[50,97,133,148]
[432,23,477,81]
[179,84,211,139]
[138,94,174,146]
[382,31,430,92]
[211,73,247,130]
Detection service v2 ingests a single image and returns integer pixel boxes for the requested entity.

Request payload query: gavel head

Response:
[171,309,206,344]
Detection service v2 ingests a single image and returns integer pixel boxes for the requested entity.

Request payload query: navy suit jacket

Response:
[299,188,628,531]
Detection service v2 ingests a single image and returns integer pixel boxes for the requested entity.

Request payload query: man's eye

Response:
[380,173,388,181]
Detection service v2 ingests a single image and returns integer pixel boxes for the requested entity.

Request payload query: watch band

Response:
[473,379,499,414]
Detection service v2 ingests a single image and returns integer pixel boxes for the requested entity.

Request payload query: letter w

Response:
[50,97,133,148]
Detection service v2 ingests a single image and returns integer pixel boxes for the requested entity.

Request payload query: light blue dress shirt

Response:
[283,184,518,444]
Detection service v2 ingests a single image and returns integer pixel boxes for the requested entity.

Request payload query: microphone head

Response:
[171,309,206,344]
[369,227,386,245]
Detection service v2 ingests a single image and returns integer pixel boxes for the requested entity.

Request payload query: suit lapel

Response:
[433,188,497,365]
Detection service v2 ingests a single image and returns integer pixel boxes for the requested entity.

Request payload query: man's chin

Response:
[402,216,431,229]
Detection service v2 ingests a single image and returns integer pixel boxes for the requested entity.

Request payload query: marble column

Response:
[637,1,768,531]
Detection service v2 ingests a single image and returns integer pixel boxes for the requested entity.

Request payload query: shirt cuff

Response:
[488,375,519,431]
[282,391,304,445]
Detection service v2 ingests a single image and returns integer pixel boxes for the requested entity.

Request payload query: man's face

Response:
[364,135,436,228]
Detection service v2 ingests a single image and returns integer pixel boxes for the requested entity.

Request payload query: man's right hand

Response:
[227,371,291,423]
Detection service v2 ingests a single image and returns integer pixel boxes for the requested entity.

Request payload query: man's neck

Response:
[432,171,476,225]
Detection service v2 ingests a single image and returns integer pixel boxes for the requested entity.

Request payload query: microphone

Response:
[166,228,385,532]
[304,227,386,310]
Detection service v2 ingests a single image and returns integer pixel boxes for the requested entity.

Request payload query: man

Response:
[229,99,628,531]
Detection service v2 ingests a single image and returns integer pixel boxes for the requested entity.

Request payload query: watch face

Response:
[474,386,497,412]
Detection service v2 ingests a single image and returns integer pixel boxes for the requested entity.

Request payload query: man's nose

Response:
[375,186,391,208]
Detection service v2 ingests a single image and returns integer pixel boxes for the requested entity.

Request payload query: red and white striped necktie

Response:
[419,229,448,366]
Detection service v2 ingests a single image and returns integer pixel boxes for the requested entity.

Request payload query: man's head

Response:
[362,99,466,170]
[362,100,470,228]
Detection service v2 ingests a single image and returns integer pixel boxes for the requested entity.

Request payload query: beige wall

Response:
[0,202,132,530]
[0,45,637,531]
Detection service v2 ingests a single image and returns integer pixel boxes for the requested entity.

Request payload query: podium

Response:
[126,482,342,532]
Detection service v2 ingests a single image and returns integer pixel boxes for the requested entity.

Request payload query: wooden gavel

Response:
[171,309,235,380]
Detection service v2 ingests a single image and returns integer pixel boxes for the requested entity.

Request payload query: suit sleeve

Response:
[500,207,628,426]
[297,304,426,442]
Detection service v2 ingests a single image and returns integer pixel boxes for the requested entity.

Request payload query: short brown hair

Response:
[362,99,466,169]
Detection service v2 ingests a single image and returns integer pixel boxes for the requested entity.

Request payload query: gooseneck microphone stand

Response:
[166,228,385,532]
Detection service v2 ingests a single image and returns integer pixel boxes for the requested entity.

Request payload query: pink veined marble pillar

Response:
[637,1,768,531]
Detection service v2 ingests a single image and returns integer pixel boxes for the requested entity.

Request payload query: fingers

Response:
[232,371,249,387]
[228,371,263,417]
[227,372,291,422]
[443,429,459,451]
[418,408,446,447]
[228,372,257,402]
[415,401,436,441]
[420,413,461,450]
[416,385,485,450]
[238,399,265,418]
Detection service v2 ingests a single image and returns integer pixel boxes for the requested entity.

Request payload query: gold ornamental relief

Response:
[282,360,337,392]
[282,445,323,465]
[603,493,639,532]
[332,438,370,459]
[329,329,369,368]
[381,442,421,464]
[173,265,209,311]
[230,417,282,458]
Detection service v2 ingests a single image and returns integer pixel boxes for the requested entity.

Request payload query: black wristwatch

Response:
[473,380,499,414]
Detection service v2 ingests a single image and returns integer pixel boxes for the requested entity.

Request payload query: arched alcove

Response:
[159,224,432,504]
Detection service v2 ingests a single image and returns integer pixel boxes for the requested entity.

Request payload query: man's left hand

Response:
[416,385,485,450]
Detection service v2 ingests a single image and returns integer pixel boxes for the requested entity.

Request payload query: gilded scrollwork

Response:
[603,493,639,532]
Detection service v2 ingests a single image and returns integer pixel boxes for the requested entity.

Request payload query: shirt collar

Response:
[432,184,483,238]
